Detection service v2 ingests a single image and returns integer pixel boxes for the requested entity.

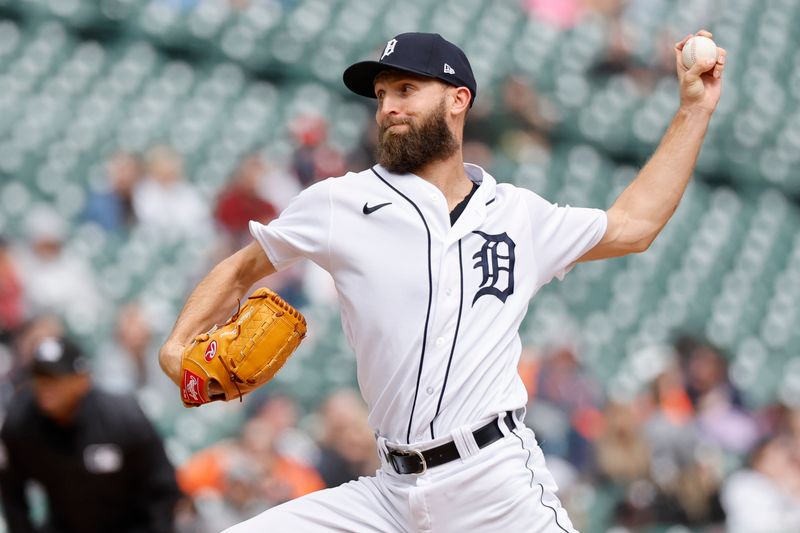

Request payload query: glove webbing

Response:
[214,291,288,403]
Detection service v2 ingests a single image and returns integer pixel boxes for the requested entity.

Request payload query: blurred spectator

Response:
[240,417,324,504]
[289,115,346,187]
[639,353,726,527]
[214,155,278,252]
[346,120,379,172]
[501,76,558,135]
[209,151,307,305]
[526,344,603,470]
[642,361,705,497]
[0,336,181,533]
[462,140,494,174]
[11,314,65,372]
[314,389,380,488]
[684,343,760,453]
[0,314,65,411]
[464,76,554,167]
[595,400,651,485]
[0,236,24,336]
[82,151,142,232]
[191,452,270,532]
[521,0,583,28]
[178,417,324,530]
[93,302,174,399]
[593,399,658,528]
[721,436,800,532]
[597,394,725,528]
[786,406,800,445]
[133,145,210,236]
[12,206,101,326]
[248,393,318,466]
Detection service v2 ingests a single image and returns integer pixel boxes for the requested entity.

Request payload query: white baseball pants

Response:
[223,413,577,532]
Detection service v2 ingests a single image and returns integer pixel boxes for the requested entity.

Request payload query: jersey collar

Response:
[371,163,497,244]
[450,164,496,244]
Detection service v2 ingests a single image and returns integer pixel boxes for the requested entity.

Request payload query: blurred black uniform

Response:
[0,386,180,533]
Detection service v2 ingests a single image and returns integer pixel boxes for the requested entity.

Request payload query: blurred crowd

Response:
[1,1,800,531]
[519,340,800,532]
[174,390,379,531]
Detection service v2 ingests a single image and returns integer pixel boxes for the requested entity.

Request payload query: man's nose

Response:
[378,94,402,118]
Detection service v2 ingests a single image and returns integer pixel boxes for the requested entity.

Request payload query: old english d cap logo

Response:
[381,38,397,60]
[343,32,477,107]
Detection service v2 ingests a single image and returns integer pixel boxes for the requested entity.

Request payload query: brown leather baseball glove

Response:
[180,288,307,407]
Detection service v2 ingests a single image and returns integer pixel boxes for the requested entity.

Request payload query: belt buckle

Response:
[393,448,427,475]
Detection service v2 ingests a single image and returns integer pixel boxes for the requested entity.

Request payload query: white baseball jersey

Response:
[250,163,606,445]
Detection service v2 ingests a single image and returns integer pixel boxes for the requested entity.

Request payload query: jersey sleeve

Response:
[523,190,608,287]
[249,178,332,271]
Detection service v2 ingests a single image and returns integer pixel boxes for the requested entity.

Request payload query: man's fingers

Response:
[696,29,713,39]
[713,47,727,79]
[674,34,693,52]
[686,58,716,80]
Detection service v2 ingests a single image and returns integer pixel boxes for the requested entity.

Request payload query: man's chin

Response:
[377,159,418,175]
[381,129,408,142]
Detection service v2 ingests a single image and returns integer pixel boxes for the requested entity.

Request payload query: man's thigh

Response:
[222,474,408,533]
[423,427,577,533]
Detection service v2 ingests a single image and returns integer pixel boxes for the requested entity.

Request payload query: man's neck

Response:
[414,152,474,211]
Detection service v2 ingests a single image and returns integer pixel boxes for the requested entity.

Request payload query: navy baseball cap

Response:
[31,337,89,377]
[343,32,477,107]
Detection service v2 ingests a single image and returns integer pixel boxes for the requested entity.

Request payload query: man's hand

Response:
[675,30,727,113]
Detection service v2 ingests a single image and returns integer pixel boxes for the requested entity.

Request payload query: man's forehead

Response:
[373,70,441,86]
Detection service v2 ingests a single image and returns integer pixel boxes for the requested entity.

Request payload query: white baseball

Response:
[682,36,718,69]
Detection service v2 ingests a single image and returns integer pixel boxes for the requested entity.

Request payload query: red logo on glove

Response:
[182,369,206,404]
[204,340,217,362]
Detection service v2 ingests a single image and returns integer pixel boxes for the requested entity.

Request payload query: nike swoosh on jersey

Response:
[362,202,392,215]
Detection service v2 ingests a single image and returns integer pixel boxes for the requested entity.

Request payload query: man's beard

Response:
[375,99,459,175]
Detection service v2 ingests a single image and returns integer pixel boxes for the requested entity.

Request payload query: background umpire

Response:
[0,336,180,533]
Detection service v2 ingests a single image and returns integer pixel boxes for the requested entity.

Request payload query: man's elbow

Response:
[621,216,661,254]
[607,205,668,255]
[630,235,655,254]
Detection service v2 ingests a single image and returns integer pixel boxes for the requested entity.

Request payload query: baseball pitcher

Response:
[160,30,726,532]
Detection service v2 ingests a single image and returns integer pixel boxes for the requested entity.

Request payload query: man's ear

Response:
[448,86,471,116]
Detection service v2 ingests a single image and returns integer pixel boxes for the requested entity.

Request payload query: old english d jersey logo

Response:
[471,230,516,305]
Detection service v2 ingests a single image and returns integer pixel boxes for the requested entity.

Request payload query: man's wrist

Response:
[159,341,186,385]
[677,104,714,120]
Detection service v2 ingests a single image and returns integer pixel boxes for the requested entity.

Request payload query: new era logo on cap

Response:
[343,32,477,107]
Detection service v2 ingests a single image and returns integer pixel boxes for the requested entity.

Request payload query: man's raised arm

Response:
[580,30,727,262]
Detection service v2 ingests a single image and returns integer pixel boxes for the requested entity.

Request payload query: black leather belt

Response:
[386,411,514,475]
